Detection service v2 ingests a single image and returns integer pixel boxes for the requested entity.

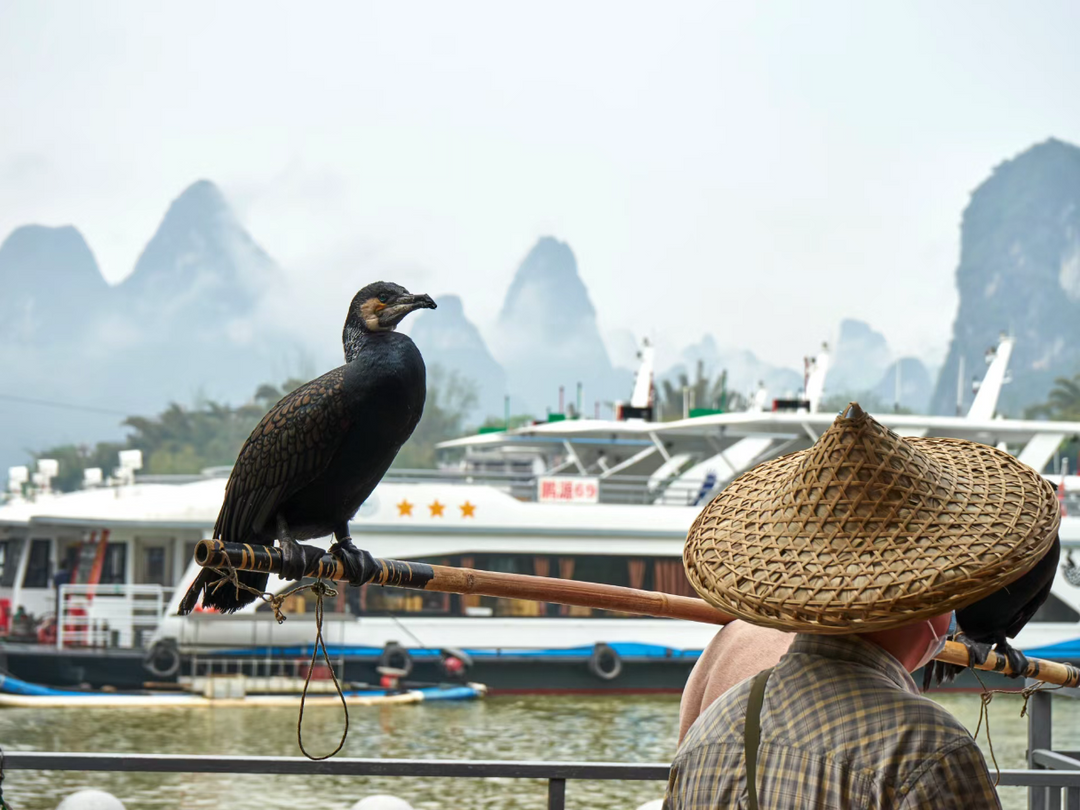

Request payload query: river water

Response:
[0,692,1071,809]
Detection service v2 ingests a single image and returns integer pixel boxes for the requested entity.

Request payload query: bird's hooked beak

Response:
[380,293,437,327]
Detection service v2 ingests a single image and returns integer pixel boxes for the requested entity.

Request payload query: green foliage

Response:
[1026,373,1080,421]
[35,378,306,490]
[35,369,475,490]
[393,367,479,469]
[479,413,536,431]
[657,361,746,421]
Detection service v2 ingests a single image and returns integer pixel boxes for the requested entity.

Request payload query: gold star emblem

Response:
[460,501,476,518]
[397,499,414,517]
[429,500,445,517]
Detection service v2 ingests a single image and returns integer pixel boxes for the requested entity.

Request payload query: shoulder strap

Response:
[745,666,774,810]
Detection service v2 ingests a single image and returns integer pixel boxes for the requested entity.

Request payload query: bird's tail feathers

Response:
[921,659,965,692]
[178,567,269,615]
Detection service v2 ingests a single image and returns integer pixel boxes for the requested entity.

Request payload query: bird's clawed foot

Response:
[956,633,994,668]
[278,537,309,582]
[957,634,1029,679]
[328,536,376,586]
[996,641,1030,679]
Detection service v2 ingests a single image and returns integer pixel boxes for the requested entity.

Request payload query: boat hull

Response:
[0,640,1049,694]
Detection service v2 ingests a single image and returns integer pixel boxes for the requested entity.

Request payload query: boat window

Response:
[144,547,166,585]
[59,541,80,574]
[99,543,127,585]
[360,556,453,616]
[1030,593,1080,623]
[22,539,52,589]
[453,554,672,619]
[322,553,698,620]
[0,538,20,587]
[467,555,549,617]
[653,558,697,598]
[573,556,631,588]
[364,585,451,616]
[136,540,172,586]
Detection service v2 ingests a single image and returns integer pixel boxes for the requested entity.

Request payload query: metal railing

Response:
[3,752,1080,809]
[56,583,166,650]
[1026,681,1080,810]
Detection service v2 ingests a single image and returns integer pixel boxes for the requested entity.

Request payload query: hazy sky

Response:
[2,1,1079,369]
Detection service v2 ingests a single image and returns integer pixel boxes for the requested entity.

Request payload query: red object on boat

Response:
[0,598,10,634]
[63,606,88,646]
[36,619,56,645]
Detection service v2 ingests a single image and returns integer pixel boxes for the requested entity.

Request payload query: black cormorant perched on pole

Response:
[178,281,436,614]
[923,532,1060,689]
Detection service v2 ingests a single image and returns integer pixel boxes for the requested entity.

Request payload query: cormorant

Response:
[922,532,1060,690]
[178,281,436,614]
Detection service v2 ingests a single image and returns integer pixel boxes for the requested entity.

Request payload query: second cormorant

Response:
[179,281,436,614]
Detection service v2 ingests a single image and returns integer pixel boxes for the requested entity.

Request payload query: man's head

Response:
[859,612,955,673]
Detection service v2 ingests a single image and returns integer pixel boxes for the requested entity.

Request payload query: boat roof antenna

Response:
[967,332,1014,421]
[33,459,59,495]
[630,336,655,410]
[804,341,830,413]
[749,381,769,413]
[115,449,143,488]
[6,466,28,501]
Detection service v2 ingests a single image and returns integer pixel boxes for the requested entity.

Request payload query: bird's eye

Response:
[378,294,389,303]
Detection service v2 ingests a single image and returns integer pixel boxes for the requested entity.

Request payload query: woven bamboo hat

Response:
[683,403,1060,634]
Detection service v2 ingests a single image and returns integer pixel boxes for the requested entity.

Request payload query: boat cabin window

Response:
[135,539,173,586]
[1031,593,1080,623]
[0,538,20,587]
[99,543,127,585]
[337,554,698,619]
[22,538,52,589]
[59,541,80,575]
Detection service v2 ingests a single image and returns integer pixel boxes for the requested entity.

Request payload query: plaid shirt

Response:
[665,634,1000,809]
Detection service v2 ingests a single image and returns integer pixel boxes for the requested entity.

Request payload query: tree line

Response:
[34,366,480,492]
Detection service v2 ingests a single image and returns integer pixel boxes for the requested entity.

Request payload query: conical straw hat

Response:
[683,403,1060,633]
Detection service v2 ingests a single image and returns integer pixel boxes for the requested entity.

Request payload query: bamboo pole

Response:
[194,539,1080,688]
[194,539,731,625]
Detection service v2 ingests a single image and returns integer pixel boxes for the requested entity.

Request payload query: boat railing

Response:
[2,751,1079,809]
[383,468,716,506]
[56,583,167,650]
[185,649,350,686]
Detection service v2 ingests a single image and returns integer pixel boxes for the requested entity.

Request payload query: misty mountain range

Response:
[3,137,1080,472]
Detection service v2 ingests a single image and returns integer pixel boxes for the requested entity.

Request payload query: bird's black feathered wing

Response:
[178,368,351,614]
[215,367,351,544]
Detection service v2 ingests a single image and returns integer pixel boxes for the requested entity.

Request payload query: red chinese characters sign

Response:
[537,476,600,504]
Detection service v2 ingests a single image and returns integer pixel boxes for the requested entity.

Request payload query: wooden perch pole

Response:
[194,539,730,625]
[194,539,1080,688]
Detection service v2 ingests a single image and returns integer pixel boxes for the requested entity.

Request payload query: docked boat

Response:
[0,669,485,708]
[3,336,1080,693]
